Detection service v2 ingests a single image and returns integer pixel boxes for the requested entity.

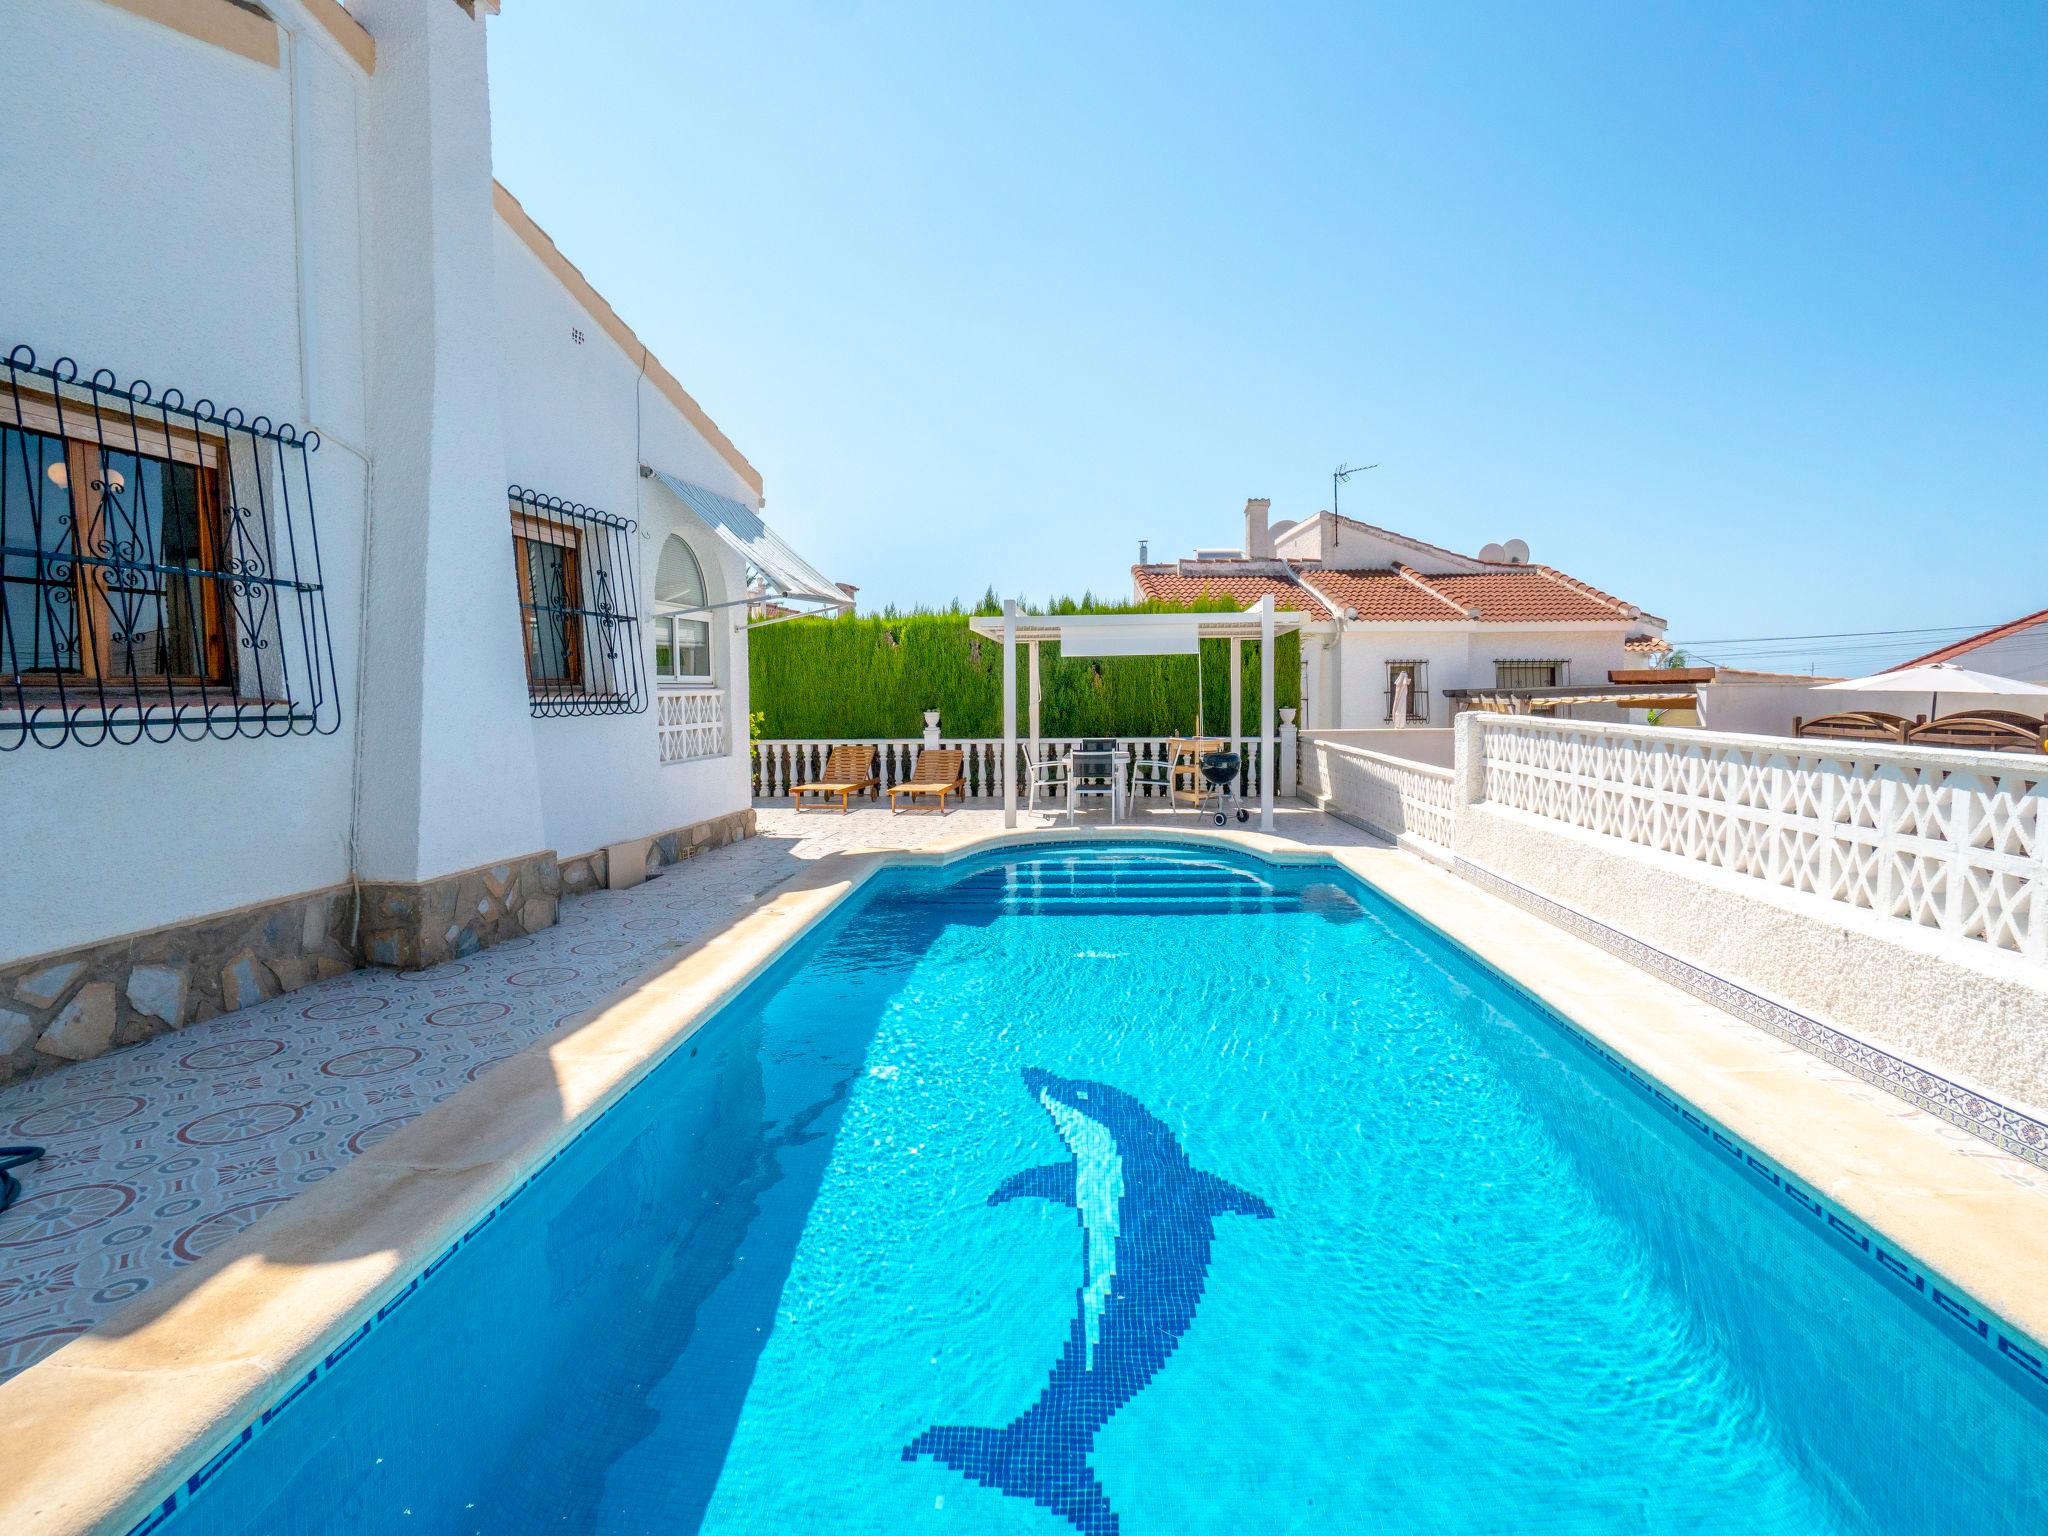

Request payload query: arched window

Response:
[654,533,713,682]
[656,534,707,609]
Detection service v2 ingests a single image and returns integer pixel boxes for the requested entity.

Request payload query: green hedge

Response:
[750,602,1300,739]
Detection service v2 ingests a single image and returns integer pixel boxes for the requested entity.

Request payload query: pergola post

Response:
[1002,599,1018,829]
[1229,637,1243,753]
[1259,595,1275,831]
[1028,639,1042,772]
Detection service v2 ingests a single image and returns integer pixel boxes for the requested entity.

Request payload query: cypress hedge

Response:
[750,597,1301,739]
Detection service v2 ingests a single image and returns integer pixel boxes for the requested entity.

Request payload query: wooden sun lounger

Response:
[793,744,879,812]
[888,748,966,813]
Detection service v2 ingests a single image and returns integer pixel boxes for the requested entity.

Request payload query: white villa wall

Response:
[350,0,549,887]
[0,0,370,959]
[2,0,772,978]
[1332,625,1643,726]
[491,221,754,862]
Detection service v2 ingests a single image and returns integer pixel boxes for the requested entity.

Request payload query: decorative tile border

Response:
[1454,857,2048,1170]
[1509,964,2048,1404]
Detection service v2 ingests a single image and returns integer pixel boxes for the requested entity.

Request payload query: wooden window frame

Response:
[2,398,235,694]
[511,510,586,695]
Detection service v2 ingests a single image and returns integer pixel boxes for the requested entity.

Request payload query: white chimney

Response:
[1243,498,1273,559]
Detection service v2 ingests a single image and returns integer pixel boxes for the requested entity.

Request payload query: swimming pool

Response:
[137,845,2046,1534]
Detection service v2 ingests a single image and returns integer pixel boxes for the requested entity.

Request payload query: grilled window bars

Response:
[508,486,645,717]
[1494,659,1568,691]
[1,346,339,749]
[1385,659,1428,723]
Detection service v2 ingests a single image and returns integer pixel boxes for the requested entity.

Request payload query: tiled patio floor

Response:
[0,801,1374,1382]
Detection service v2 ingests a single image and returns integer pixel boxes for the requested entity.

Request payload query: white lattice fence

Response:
[657,688,726,764]
[1299,735,1455,855]
[1473,715,2047,961]
[751,736,1272,802]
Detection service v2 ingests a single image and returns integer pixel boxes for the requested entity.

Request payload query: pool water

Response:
[156,847,2047,1535]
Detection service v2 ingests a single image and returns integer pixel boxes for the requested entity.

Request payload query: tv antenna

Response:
[1333,461,1378,519]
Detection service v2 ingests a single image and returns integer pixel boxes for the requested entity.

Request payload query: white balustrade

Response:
[751,734,1273,804]
[1298,733,1456,856]
[1469,714,2046,962]
[657,687,726,764]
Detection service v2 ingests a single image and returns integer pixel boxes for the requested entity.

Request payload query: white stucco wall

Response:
[1,0,773,967]
[350,0,550,885]
[491,219,755,861]
[1330,624,1647,727]
[0,0,369,959]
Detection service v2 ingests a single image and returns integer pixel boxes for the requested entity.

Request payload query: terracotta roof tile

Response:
[1424,567,1635,622]
[1130,564,1330,620]
[1297,563,1646,623]
[1296,568,1470,620]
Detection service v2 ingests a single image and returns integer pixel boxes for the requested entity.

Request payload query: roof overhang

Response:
[647,469,849,621]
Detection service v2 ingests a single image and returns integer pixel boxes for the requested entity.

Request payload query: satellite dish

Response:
[1269,519,1297,539]
[1478,542,1508,563]
[1503,538,1530,564]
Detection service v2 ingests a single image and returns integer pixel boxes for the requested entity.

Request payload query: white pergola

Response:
[966,597,1301,831]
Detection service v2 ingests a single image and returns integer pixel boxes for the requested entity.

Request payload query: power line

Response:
[1672,622,1999,647]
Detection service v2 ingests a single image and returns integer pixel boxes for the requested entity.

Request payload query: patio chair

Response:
[1066,738,1122,824]
[1025,745,1066,812]
[888,748,966,813]
[793,744,879,812]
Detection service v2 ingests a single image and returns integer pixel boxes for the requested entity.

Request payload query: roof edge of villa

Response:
[1891,607,2048,670]
[491,180,765,500]
[1133,540,1665,628]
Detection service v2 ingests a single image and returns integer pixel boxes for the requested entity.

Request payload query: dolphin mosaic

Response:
[904,1068,1274,1534]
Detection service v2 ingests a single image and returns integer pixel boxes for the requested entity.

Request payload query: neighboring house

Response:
[0,0,843,1078]
[1890,608,2048,682]
[1133,500,1669,727]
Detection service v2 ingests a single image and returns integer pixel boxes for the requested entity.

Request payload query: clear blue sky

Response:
[486,2,2044,673]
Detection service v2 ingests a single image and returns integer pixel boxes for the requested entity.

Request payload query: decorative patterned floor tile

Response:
[0,805,1369,1383]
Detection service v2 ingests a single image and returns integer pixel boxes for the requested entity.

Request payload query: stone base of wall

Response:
[560,808,756,895]
[356,851,561,972]
[0,812,757,1086]
[0,886,357,1085]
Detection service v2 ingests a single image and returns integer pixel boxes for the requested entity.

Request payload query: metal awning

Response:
[647,469,849,619]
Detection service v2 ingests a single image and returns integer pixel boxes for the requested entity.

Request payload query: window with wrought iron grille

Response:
[508,486,645,717]
[1494,659,1568,690]
[1,347,338,749]
[1385,659,1427,722]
